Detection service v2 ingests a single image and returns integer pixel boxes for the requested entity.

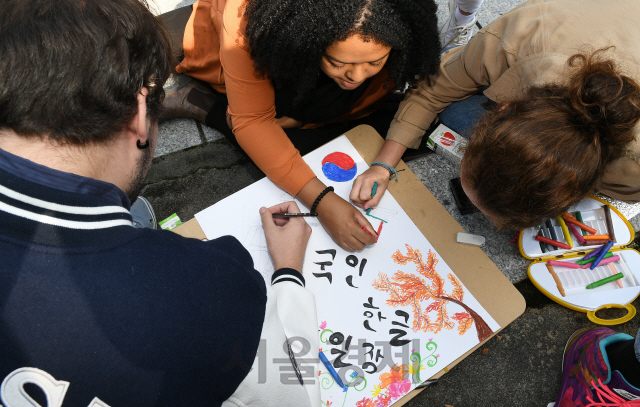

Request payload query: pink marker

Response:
[581,255,620,269]
[547,260,581,269]
[567,223,586,245]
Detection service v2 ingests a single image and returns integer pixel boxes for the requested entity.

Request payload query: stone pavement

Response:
[141,0,640,406]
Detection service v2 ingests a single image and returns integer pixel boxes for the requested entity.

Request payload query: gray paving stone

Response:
[201,123,225,142]
[407,154,530,283]
[155,118,202,158]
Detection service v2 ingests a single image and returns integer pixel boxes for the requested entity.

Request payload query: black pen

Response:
[272,212,318,218]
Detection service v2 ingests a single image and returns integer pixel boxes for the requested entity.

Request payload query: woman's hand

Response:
[316,192,377,252]
[350,165,390,209]
[260,201,312,272]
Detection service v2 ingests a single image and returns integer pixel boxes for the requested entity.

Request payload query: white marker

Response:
[456,232,485,247]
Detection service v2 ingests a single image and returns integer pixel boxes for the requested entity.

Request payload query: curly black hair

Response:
[244,0,440,102]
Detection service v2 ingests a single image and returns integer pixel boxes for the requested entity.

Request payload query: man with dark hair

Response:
[0,1,320,406]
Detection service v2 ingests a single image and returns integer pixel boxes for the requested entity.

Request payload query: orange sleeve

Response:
[176,0,226,92]
[219,0,315,195]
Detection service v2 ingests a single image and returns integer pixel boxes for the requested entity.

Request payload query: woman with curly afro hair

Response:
[160,0,440,251]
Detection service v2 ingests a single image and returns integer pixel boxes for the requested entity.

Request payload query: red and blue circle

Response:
[321,152,357,182]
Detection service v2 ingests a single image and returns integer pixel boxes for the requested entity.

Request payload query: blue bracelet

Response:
[371,161,400,182]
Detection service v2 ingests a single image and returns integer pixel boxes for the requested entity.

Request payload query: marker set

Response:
[519,196,640,325]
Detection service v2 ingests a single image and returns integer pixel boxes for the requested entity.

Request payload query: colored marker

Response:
[562,213,597,234]
[586,273,623,289]
[576,252,613,265]
[273,213,318,218]
[607,263,624,288]
[319,352,346,390]
[535,235,571,250]
[590,240,614,270]
[376,221,384,243]
[546,260,581,269]
[575,211,588,236]
[583,235,610,241]
[557,216,573,248]
[567,223,586,245]
[603,205,616,243]
[581,255,620,269]
[546,264,566,297]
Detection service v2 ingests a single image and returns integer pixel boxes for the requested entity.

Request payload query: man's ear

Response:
[127,87,149,144]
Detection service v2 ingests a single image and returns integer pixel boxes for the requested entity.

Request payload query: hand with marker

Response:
[316,192,377,251]
[260,201,312,272]
[350,165,390,210]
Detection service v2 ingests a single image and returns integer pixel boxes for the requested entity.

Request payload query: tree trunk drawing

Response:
[441,296,493,341]
[372,245,494,343]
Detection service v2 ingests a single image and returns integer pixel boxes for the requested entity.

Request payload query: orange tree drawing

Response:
[372,244,493,342]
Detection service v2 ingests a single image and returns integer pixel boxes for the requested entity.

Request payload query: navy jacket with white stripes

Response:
[0,147,320,407]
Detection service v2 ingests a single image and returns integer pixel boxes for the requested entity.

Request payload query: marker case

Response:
[519,195,640,325]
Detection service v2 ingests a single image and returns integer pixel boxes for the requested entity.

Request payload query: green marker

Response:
[577,252,613,265]
[371,182,378,198]
[575,211,587,236]
[586,273,623,289]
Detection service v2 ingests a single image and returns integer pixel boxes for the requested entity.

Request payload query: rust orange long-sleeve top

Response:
[176,0,392,195]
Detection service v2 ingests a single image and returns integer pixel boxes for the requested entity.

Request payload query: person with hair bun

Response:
[354,0,640,230]
[160,0,441,251]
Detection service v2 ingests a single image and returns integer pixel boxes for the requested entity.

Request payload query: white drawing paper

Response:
[196,136,500,407]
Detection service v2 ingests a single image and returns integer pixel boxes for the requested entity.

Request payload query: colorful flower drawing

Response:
[379,364,408,390]
[356,398,375,407]
[370,384,382,398]
[372,244,494,342]
[320,320,327,330]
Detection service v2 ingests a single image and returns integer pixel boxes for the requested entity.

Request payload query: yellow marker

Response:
[556,216,573,248]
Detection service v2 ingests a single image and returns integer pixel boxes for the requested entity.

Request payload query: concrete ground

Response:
[141,0,640,406]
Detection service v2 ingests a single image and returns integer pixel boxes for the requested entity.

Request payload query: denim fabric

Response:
[438,93,489,139]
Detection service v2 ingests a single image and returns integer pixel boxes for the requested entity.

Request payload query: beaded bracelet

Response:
[310,186,334,214]
[371,161,402,182]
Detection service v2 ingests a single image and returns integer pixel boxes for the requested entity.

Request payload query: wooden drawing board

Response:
[173,125,526,405]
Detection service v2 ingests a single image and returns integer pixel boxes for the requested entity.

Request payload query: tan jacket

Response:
[387,0,640,202]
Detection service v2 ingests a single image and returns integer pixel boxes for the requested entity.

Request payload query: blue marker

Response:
[371,182,378,198]
[319,351,347,390]
[590,240,614,270]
